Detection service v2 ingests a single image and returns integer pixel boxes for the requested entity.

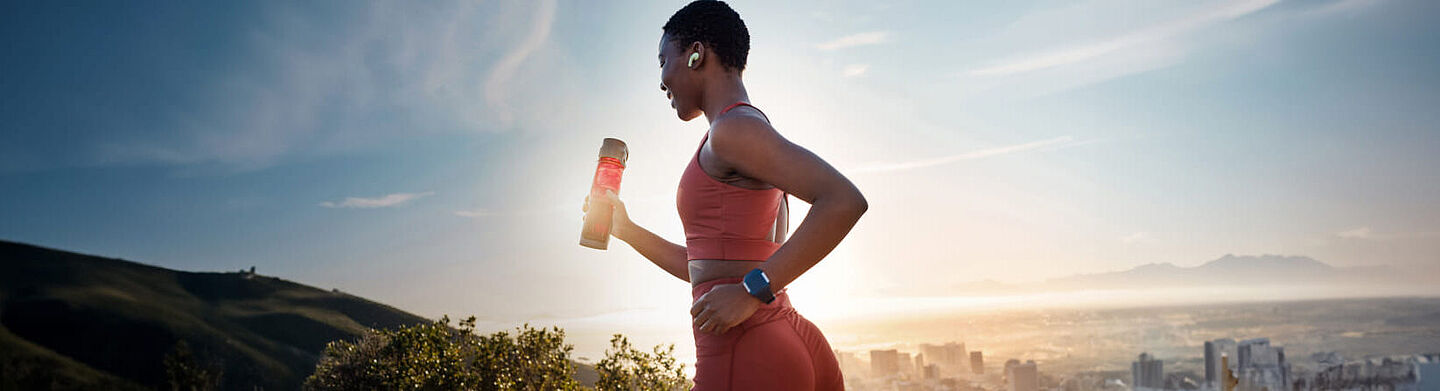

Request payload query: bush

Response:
[305,316,688,391]
[162,340,222,391]
[305,316,580,390]
[594,335,688,391]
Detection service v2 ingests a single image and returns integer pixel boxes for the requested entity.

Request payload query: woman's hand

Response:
[690,283,761,335]
[583,190,633,240]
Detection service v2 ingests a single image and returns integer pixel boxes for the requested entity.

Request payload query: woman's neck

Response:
[701,75,750,125]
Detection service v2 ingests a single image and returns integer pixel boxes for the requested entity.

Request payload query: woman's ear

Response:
[688,41,705,69]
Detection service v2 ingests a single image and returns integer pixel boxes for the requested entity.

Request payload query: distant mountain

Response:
[1045,254,1400,289]
[924,254,1423,297]
[0,240,598,390]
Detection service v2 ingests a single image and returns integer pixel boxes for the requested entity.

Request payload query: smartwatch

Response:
[742,268,776,304]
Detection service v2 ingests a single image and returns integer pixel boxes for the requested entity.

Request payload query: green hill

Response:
[0,240,462,390]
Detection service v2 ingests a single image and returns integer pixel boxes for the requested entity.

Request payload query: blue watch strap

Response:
[743,268,776,304]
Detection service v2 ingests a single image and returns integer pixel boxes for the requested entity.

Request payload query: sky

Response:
[3,0,1439,362]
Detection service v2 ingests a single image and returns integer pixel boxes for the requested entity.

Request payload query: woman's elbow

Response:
[846,191,868,219]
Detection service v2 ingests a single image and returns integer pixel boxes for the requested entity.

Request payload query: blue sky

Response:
[3,0,1439,360]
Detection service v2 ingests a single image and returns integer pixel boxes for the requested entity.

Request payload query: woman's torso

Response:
[679,103,784,287]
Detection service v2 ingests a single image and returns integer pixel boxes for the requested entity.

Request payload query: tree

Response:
[593,335,689,391]
[162,340,222,391]
[305,316,688,391]
[305,316,581,391]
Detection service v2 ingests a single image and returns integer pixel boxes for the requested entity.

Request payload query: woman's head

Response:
[658,0,750,121]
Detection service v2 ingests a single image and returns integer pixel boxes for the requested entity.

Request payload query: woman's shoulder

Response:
[707,109,783,156]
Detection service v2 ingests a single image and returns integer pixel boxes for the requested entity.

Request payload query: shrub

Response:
[306,316,689,391]
[593,335,688,391]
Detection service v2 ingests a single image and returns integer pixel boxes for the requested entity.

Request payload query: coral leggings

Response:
[691,277,845,390]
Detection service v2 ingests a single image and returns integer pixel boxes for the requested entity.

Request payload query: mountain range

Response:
[927,254,1431,296]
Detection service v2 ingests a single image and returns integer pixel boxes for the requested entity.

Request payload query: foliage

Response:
[162,340,222,391]
[305,316,581,390]
[594,334,689,391]
[306,315,691,391]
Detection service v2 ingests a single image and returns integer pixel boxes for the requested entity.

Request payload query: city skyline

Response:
[3,0,1439,369]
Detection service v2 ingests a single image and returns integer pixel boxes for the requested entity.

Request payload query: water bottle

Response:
[580,138,628,250]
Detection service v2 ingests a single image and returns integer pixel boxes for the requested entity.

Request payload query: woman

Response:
[600,1,867,389]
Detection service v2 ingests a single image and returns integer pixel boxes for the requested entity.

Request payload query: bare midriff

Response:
[688,259,764,287]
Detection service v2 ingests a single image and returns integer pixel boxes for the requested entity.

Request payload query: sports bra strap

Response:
[720,101,768,121]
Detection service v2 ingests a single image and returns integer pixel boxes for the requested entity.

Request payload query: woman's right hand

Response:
[583,190,632,240]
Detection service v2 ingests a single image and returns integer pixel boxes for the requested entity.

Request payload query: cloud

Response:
[1121,232,1151,244]
[967,0,1279,78]
[320,192,435,209]
[1335,227,1440,241]
[850,136,1080,174]
[454,209,495,218]
[842,64,870,77]
[1337,226,1373,239]
[92,1,562,171]
[816,31,891,51]
[484,0,558,126]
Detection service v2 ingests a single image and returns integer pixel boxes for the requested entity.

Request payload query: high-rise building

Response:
[1235,338,1289,391]
[916,353,926,376]
[1204,338,1238,390]
[835,350,863,379]
[1205,340,1217,387]
[899,352,914,377]
[1133,352,1165,390]
[924,364,941,380]
[1007,360,1039,391]
[871,349,900,377]
[920,342,968,370]
[971,351,985,375]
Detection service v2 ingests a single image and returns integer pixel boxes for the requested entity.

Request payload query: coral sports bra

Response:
[677,102,789,261]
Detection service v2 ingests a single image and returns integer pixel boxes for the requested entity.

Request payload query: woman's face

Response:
[658,34,703,122]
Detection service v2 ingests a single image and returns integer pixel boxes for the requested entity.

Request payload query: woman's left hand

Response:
[691,283,762,335]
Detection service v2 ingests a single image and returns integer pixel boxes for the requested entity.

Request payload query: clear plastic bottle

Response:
[579,138,628,250]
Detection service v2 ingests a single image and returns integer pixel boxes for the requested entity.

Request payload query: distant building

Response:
[1007,360,1039,391]
[899,352,913,377]
[1133,352,1165,390]
[972,351,985,374]
[1235,338,1289,391]
[872,349,900,377]
[920,342,967,373]
[924,363,941,380]
[1417,355,1440,391]
[835,350,864,379]
[1312,353,1437,391]
[916,353,926,376]
[1204,338,1237,390]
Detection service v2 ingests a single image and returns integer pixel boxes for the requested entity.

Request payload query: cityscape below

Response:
[826,297,1440,391]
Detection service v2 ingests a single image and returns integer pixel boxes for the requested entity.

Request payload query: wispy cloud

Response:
[1121,232,1151,244]
[1337,226,1374,239]
[842,64,870,77]
[850,136,1080,174]
[816,31,891,51]
[484,0,558,126]
[320,191,435,209]
[454,209,495,218]
[1336,226,1440,241]
[94,1,562,171]
[965,0,1280,77]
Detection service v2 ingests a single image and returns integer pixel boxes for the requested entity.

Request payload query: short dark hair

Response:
[662,0,750,72]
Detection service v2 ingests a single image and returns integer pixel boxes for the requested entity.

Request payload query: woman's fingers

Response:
[690,294,708,317]
[604,190,623,209]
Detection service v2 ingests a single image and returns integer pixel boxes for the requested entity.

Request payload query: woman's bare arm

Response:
[707,115,867,292]
[603,191,690,283]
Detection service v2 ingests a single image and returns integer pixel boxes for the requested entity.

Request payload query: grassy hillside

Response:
[0,240,435,390]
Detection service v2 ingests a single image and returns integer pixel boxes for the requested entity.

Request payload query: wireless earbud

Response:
[688,52,700,67]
